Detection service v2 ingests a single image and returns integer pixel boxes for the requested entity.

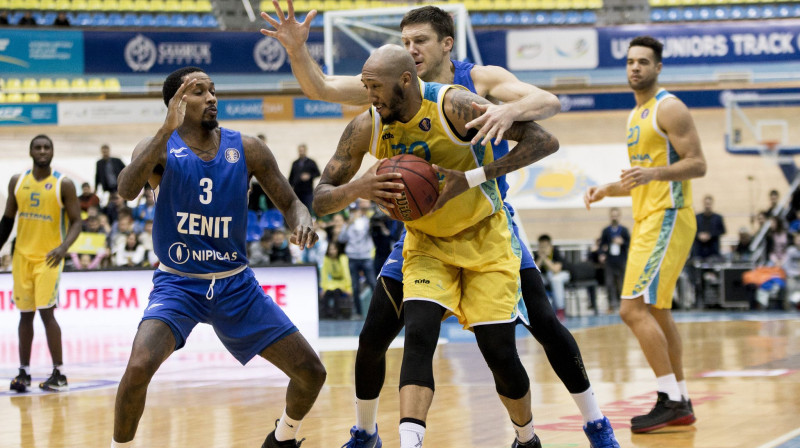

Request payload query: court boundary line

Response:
[756,427,800,448]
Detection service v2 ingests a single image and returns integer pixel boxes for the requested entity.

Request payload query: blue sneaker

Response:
[583,417,620,448]
[341,425,382,448]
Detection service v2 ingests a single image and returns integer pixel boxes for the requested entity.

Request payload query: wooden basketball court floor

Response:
[1,311,799,448]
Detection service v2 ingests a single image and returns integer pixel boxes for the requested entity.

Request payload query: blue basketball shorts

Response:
[141,267,298,365]
[378,209,537,282]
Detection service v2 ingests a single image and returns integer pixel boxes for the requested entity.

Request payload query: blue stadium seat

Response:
[761,5,777,18]
[518,11,535,25]
[171,13,188,26]
[9,12,23,24]
[565,11,581,24]
[550,11,566,24]
[471,12,488,26]
[730,6,745,19]
[185,13,202,26]
[665,8,680,21]
[533,11,550,25]
[107,12,124,25]
[777,5,791,18]
[793,4,800,18]
[650,8,665,21]
[91,12,108,26]
[154,13,170,26]
[682,7,698,21]
[75,12,93,26]
[139,13,155,26]
[485,12,501,25]
[502,11,520,25]
[200,13,217,27]
[247,211,263,243]
[310,12,323,27]
[122,12,138,26]
[259,209,284,231]
[713,6,729,20]
[581,10,596,23]
[745,6,760,19]
[697,7,711,20]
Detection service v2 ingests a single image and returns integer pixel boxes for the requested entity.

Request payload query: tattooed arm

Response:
[245,135,318,248]
[313,111,403,216]
[431,88,559,211]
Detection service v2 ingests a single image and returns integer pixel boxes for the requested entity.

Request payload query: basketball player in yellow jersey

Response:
[314,45,558,448]
[584,36,707,433]
[1,135,83,393]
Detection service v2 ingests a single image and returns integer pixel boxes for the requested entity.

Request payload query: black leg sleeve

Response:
[474,322,531,400]
[398,300,444,391]
[354,276,406,399]
[522,268,591,393]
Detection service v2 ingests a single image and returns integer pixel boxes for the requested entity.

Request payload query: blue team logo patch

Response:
[419,118,431,132]
[44,183,53,190]
[641,109,650,119]
[225,148,240,163]
[168,242,190,264]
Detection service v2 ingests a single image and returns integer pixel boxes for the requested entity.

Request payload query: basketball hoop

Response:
[760,140,781,165]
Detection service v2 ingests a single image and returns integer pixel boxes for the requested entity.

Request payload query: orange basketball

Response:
[376,154,440,221]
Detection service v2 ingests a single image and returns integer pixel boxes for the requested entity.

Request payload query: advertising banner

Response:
[0,30,84,74]
[507,29,599,71]
[0,104,58,126]
[83,31,325,74]
[217,98,265,121]
[597,21,800,67]
[0,265,320,341]
[293,98,343,119]
[57,99,167,125]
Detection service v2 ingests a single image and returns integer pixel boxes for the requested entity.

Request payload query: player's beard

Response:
[201,119,219,131]
[381,84,407,124]
[33,158,51,169]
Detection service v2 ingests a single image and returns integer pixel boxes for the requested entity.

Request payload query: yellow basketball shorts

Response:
[402,209,522,328]
[12,254,62,312]
[622,207,696,309]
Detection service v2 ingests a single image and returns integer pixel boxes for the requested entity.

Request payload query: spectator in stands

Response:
[103,191,129,226]
[110,209,135,255]
[78,182,100,212]
[18,11,36,26]
[53,11,70,26]
[693,195,726,261]
[69,250,105,270]
[249,231,273,266]
[269,228,293,264]
[319,242,352,319]
[767,215,793,267]
[535,234,570,321]
[338,200,376,320]
[288,143,320,212]
[733,227,753,262]
[782,237,800,310]
[303,219,329,270]
[764,189,780,217]
[370,206,401,276]
[0,11,10,25]
[133,186,155,231]
[0,254,11,271]
[248,179,273,212]
[599,207,629,312]
[139,219,158,267]
[95,143,126,195]
[114,232,146,267]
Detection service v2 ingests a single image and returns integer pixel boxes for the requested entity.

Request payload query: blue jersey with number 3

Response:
[153,128,249,274]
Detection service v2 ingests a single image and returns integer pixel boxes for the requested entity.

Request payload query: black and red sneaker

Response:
[631,392,694,433]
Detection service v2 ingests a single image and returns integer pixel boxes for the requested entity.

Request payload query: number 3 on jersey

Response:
[199,178,213,204]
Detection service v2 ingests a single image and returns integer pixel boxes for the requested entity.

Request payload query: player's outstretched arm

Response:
[260,0,368,105]
[0,175,19,251]
[118,79,196,200]
[583,182,631,210]
[46,178,83,268]
[431,89,559,211]
[245,136,317,249]
[313,112,402,216]
[467,65,561,145]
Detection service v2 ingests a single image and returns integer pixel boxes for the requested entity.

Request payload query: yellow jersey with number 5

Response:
[13,170,66,260]
[368,80,503,237]
[626,88,693,221]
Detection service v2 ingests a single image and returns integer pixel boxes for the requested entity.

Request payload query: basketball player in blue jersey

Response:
[585,36,705,433]
[316,44,559,448]
[261,3,620,447]
[110,67,326,448]
[1,135,83,393]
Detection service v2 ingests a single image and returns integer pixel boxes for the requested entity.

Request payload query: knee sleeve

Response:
[355,276,405,399]
[474,323,530,400]
[398,301,444,391]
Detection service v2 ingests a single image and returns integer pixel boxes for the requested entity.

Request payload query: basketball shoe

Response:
[10,369,31,392]
[341,425,382,448]
[39,368,68,392]
[583,417,621,448]
[511,434,542,448]
[262,431,304,448]
[630,392,694,433]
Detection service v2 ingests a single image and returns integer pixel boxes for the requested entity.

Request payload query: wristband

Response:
[465,167,487,188]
